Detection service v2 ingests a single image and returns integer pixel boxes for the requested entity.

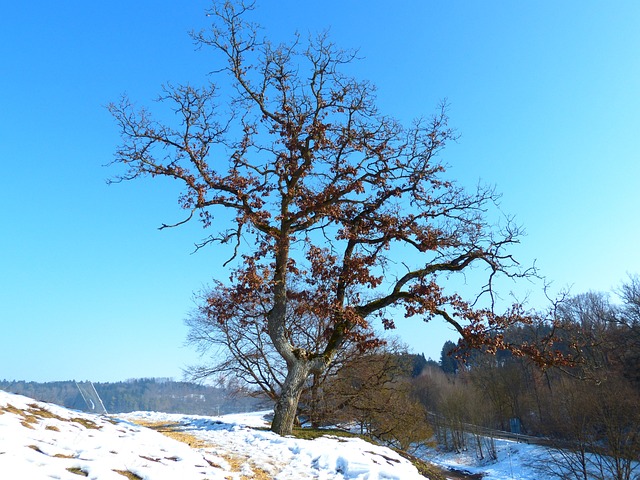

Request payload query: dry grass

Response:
[113,470,143,479]
[0,402,101,431]
[0,404,25,416]
[136,421,210,449]
[3,402,106,470]
[28,444,45,454]
[3,401,273,480]
[53,453,76,459]
[132,420,273,480]
[28,443,76,460]
[222,455,272,480]
[66,467,88,477]
[69,417,101,430]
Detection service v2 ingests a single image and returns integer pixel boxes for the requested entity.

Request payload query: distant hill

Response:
[0,378,268,415]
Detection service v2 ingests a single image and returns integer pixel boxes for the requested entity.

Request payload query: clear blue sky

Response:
[2,1,639,382]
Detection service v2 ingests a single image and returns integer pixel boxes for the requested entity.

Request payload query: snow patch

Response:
[0,391,426,479]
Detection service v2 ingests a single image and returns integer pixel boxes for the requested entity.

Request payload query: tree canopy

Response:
[109,0,560,435]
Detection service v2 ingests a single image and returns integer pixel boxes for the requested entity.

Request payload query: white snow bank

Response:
[0,390,427,479]
[0,390,230,479]
[123,410,426,479]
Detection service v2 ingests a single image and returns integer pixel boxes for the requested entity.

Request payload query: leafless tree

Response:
[313,342,432,451]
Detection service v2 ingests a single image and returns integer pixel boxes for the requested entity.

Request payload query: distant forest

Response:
[0,378,267,415]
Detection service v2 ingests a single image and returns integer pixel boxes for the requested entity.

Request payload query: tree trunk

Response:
[271,358,310,435]
[309,373,321,428]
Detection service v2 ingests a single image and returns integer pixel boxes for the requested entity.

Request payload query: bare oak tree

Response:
[184,279,372,409]
[109,0,556,435]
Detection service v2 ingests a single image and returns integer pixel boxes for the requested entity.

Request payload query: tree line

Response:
[0,378,265,415]
[414,275,640,480]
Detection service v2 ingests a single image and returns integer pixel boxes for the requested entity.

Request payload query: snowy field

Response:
[423,438,551,479]
[0,389,596,479]
[0,390,424,479]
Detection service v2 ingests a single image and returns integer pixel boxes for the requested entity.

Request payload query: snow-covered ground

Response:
[4,388,617,480]
[423,438,551,479]
[0,390,425,479]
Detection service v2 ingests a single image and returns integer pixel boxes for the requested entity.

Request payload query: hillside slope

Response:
[0,390,427,479]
